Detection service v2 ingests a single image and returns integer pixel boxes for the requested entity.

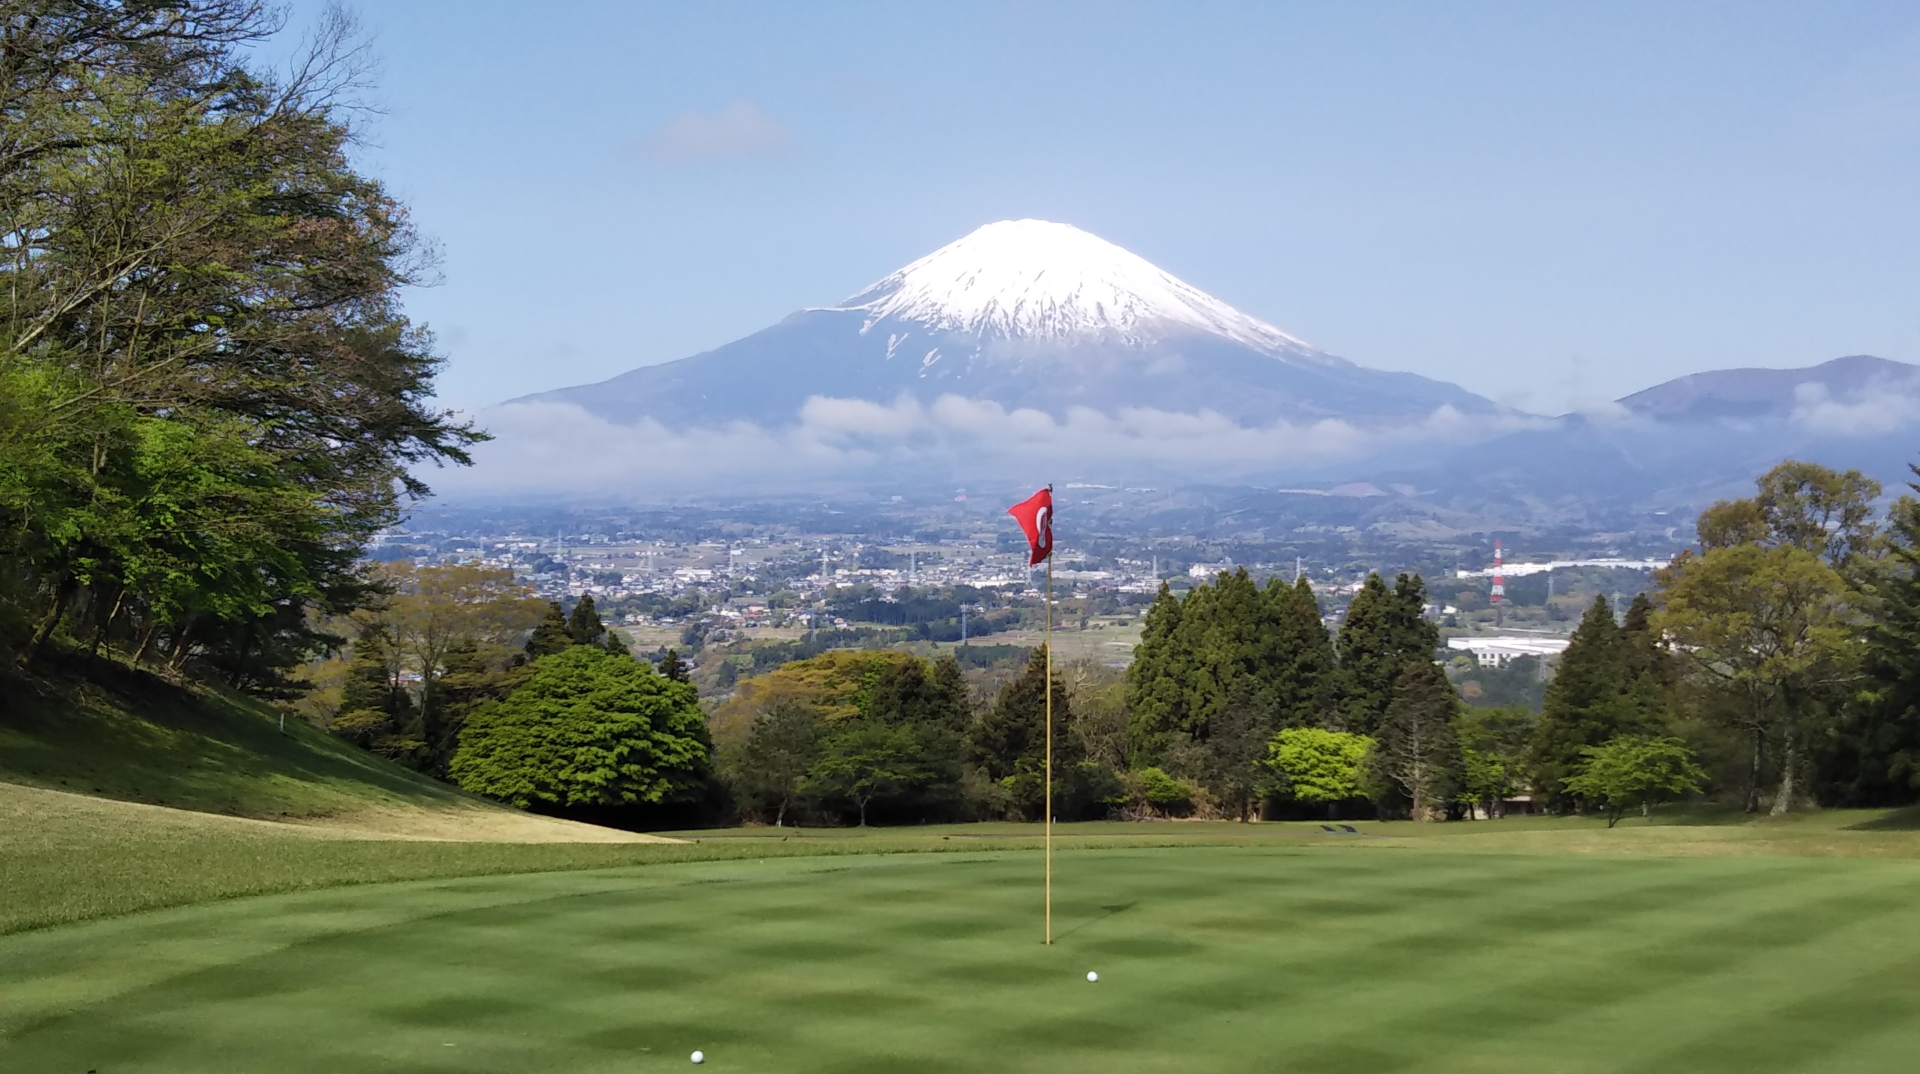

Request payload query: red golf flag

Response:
[1007,486,1054,565]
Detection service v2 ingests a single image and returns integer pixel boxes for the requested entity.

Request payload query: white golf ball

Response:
[1087,971,1099,983]
[690,1050,704,1064]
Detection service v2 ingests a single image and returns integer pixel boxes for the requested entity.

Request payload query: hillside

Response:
[0,652,663,843]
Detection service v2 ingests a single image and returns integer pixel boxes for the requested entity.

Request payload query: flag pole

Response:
[1044,544,1053,947]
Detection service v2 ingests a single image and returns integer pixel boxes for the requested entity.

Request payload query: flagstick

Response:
[1044,549,1053,947]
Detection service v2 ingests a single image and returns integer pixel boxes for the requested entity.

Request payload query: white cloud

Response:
[637,101,793,163]
[1790,380,1920,436]
[435,395,1537,498]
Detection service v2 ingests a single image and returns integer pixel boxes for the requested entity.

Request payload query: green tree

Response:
[331,623,416,756]
[1658,542,1856,815]
[1337,573,1440,734]
[1527,596,1655,809]
[728,702,822,827]
[1125,582,1188,762]
[658,648,691,683]
[525,601,573,658]
[1368,661,1463,820]
[807,723,925,827]
[1562,736,1706,827]
[1195,679,1276,821]
[449,646,710,811]
[1827,484,1920,805]
[381,562,544,765]
[1266,727,1374,816]
[1457,706,1534,818]
[1,4,479,674]
[567,594,607,647]
[1270,575,1336,728]
[970,645,1079,819]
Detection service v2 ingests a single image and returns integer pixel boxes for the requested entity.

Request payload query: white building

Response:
[1446,635,1570,668]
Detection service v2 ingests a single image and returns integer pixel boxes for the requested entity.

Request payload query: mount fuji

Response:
[517,220,1496,427]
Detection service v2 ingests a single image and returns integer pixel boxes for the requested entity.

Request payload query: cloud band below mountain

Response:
[434,395,1534,497]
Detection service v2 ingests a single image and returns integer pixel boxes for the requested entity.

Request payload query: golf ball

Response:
[1087,971,1099,983]
[691,1050,704,1064]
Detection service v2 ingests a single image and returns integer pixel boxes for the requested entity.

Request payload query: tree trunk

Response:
[775,800,786,827]
[22,575,77,662]
[166,619,197,672]
[857,797,869,827]
[1745,726,1764,814]
[131,618,161,664]
[1771,723,1798,816]
[91,586,126,658]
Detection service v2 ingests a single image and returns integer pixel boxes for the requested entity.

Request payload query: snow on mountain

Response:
[826,219,1316,354]
[513,220,1497,430]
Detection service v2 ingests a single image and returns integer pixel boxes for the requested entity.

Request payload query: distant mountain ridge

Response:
[1616,354,1920,422]
[516,220,1497,427]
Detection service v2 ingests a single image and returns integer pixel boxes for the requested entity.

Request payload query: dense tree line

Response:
[1,2,476,687]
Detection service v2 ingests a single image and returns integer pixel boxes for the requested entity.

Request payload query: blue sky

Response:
[276,1,1920,416]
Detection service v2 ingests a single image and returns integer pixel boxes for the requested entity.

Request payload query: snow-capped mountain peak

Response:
[828,219,1310,352]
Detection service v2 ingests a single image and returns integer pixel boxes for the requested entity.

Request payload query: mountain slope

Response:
[1618,354,1920,422]
[519,220,1495,427]
[1381,355,1920,516]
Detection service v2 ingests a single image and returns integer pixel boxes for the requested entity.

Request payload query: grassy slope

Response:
[0,653,472,817]
[7,845,1920,1073]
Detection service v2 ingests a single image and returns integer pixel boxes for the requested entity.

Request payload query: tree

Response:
[658,648,691,683]
[807,723,925,827]
[1125,582,1188,762]
[1266,727,1373,816]
[1,4,480,674]
[1368,661,1463,820]
[1562,736,1706,827]
[567,594,607,647]
[330,622,416,755]
[1457,706,1534,818]
[1126,570,1337,764]
[1270,575,1336,728]
[1823,480,1920,806]
[525,601,573,658]
[381,562,543,757]
[1336,573,1440,734]
[970,645,1079,819]
[729,702,821,826]
[1195,679,1276,821]
[1658,542,1856,815]
[1527,596,1659,809]
[449,646,710,811]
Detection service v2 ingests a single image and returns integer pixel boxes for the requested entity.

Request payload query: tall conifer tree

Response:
[525,601,573,658]
[1528,595,1660,808]
[1269,575,1335,728]
[1336,573,1439,734]
[1369,661,1464,819]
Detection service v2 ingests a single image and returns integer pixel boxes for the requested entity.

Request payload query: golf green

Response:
[6,845,1920,1073]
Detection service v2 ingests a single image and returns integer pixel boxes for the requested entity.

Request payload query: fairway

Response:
[7,845,1920,1073]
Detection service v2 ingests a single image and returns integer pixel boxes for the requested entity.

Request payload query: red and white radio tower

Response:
[1490,540,1507,626]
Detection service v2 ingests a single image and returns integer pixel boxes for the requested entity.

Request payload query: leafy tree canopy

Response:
[449,645,709,811]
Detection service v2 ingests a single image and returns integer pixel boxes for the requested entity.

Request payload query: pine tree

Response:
[333,625,415,747]
[1369,661,1464,820]
[525,601,573,658]
[1823,487,1920,805]
[1126,582,1189,763]
[567,594,607,647]
[1270,575,1336,728]
[658,648,691,683]
[969,645,1079,818]
[1616,593,1672,728]
[1336,573,1439,734]
[1528,595,1658,809]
